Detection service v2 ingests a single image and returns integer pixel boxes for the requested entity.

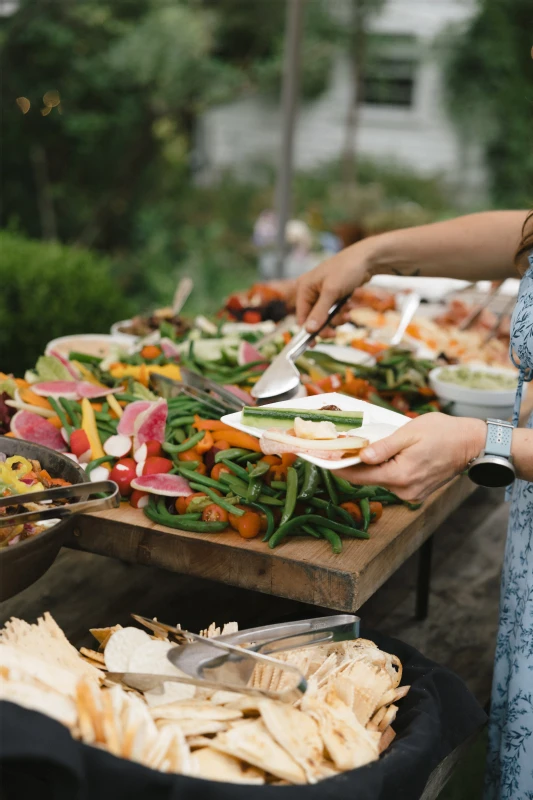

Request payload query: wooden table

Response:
[67,476,476,614]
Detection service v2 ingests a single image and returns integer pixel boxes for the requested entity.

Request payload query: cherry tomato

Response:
[243,310,262,324]
[109,458,137,497]
[69,429,91,459]
[340,501,363,525]
[130,489,149,509]
[211,463,233,481]
[143,456,173,476]
[369,501,383,522]
[202,504,229,523]
[236,512,261,539]
[228,504,249,531]
[213,440,230,452]
[144,440,163,458]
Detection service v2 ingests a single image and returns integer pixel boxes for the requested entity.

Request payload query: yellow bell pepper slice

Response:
[109,363,181,382]
[106,394,123,418]
[81,398,105,460]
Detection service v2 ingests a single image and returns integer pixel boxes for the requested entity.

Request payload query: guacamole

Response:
[439,367,517,391]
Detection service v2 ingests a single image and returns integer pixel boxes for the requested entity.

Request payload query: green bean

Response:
[86,455,115,476]
[115,393,142,403]
[219,459,252,483]
[163,431,205,454]
[214,448,249,464]
[60,398,81,428]
[271,481,287,490]
[144,505,227,532]
[301,524,322,539]
[279,467,298,526]
[256,494,283,506]
[68,351,102,365]
[360,497,371,532]
[298,462,320,500]
[188,483,245,516]
[320,468,339,505]
[317,525,343,554]
[332,474,356,495]
[236,451,263,464]
[269,514,369,549]
[94,411,113,422]
[326,502,359,529]
[177,468,228,492]
[246,478,262,502]
[350,486,380,500]
[48,397,73,438]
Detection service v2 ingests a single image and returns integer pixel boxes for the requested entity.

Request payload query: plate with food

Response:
[222,392,408,470]
[0,436,117,600]
[429,364,518,419]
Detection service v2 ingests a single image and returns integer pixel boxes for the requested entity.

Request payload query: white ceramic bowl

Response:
[46,333,136,359]
[429,365,518,420]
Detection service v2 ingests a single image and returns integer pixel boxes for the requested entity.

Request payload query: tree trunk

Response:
[342,0,367,187]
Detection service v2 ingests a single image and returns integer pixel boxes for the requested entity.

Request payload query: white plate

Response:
[46,333,136,359]
[221,392,408,470]
[312,344,376,367]
[369,275,470,301]
[429,365,517,419]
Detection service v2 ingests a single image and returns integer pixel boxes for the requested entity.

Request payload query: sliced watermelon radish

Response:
[222,385,254,405]
[130,473,193,497]
[237,341,268,371]
[133,398,168,451]
[134,443,148,464]
[160,338,181,359]
[10,410,68,452]
[117,401,152,437]
[32,381,80,400]
[48,349,81,379]
[103,434,132,458]
[76,382,123,400]
[135,461,145,477]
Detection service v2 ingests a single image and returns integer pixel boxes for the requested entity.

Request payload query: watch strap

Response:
[484,418,513,459]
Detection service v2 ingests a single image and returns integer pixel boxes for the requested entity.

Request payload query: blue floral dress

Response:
[485,255,533,799]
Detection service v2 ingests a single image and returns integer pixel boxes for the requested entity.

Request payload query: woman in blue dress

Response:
[295,209,533,798]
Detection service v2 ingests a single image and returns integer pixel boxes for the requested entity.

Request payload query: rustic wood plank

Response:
[67,476,476,613]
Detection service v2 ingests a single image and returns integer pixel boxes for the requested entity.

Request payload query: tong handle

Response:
[0,480,120,527]
[282,296,350,364]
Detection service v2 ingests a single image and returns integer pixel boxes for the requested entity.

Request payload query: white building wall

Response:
[199,0,486,199]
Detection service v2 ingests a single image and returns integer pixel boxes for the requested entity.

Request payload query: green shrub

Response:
[0,232,131,374]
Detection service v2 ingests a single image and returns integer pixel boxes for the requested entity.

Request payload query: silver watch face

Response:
[468,455,516,488]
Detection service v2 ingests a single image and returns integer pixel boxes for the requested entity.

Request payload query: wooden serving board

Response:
[67,476,476,614]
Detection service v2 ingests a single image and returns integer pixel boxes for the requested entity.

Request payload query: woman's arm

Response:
[334,414,533,503]
[297,211,528,331]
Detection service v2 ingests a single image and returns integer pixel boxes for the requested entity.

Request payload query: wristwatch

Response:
[468,418,516,488]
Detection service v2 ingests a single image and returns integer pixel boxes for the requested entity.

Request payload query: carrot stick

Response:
[47,415,63,429]
[192,415,232,432]
[19,388,53,410]
[212,430,261,452]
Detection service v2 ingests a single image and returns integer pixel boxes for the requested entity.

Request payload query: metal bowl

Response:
[0,437,86,601]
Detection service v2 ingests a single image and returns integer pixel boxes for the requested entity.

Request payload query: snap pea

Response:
[350,486,380,500]
[94,411,113,422]
[320,468,339,505]
[271,481,287,490]
[68,351,102,365]
[214,448,249,464]
[86,455,115,476]
[298,462,320,500]
[236,451,263,464]
[169,415,196,428]
[173,460,200,471]
[246,478,262,502]
[248,461,270,479]
[317,525,343,554]
[219,474,249,496]
[258,494,284,506]
[115,393,143,403]
[188,483,245,516]
[332,474,356,495]
[173,428,186,444]
[48,397,73,438]
[360,497,371,532]
[308,496,329,510]
[185,496,213,513]
[163,430,205,454]
[280,467,298,526]
[60,398,81,428]
[269,514,369,548]
[219,459,252,483]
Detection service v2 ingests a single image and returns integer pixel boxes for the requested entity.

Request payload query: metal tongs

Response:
[108,614,360,703]
[0,480,120,527]
[251,296,350,405]
[150,371,242,415]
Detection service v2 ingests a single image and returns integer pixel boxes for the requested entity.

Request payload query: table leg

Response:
[416,536,434,620]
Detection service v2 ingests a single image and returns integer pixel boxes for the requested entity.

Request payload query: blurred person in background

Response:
[296,208,533,798]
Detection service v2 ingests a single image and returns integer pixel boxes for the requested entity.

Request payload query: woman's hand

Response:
[335,413,487,503]
[296,242,373,331]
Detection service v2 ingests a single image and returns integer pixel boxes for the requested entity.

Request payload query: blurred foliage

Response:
[443,0,533,208]
[0,231,129,374]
